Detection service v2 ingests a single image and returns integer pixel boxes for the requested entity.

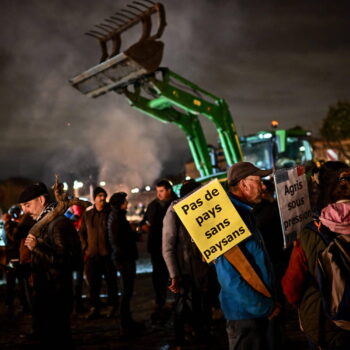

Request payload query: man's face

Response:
[156,186,172,201]
[21,196,45,220]
[94,193,107,207]
[240,176,266,205]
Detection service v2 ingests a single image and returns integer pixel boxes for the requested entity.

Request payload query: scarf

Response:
[35,202,56,222]
[319,201,350,234]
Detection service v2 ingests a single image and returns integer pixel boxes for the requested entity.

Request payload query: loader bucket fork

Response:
[70,1,166,97]
[86,0,166,63]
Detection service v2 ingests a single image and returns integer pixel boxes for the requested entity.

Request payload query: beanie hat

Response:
[93,186,107,199]
[180,179,201,198]
[18,182,49,203]
[109,192,127,209]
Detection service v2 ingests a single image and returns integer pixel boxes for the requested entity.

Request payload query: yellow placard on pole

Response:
[174,179,252,263]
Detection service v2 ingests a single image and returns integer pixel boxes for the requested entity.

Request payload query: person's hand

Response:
[168,277,180,294]
[268,302,281,320]
[24,233,37,251]
[139,223,150,234]
[2,213,11,222]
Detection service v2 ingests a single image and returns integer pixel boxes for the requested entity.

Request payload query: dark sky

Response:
[1,0,349,189]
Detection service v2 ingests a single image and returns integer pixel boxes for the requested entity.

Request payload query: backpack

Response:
[307,220,350,330]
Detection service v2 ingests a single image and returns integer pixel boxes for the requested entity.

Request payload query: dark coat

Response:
[143,193,177,254]
[31,215,76,299]
[107,208,138,267]
[31,214,76,345]
[254,199,291,292]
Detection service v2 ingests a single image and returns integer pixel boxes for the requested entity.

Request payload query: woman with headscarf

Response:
[282,169,350,349]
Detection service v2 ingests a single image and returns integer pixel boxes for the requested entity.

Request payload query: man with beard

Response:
[20,182,76,348]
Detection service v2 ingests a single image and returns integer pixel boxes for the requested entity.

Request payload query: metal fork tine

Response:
[97,24,117,33]
[133,1,150,9]
[85,32,104,40]
[90,30,106,37]
[99,23,117,31]
[105,18,121,27]
[127,4,144,13]
[122,9,139,17]
[95,25,111,33]
[115,11,133,21]
[110,16,128,25]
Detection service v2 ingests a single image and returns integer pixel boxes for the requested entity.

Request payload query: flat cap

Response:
[227,162,272,186]
[18,182,49,203]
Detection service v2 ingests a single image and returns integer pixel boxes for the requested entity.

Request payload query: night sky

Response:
[1,0,349,189]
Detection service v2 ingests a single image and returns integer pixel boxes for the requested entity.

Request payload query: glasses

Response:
[245,178,263,185]
[339,175,350,182]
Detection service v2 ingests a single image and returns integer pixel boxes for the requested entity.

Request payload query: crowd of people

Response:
[1,160,350,350]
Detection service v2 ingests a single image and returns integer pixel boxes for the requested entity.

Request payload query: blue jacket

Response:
[214,193,275,320]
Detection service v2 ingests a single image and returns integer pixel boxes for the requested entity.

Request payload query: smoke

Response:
[0,0,187,187]
[0,0,349,186]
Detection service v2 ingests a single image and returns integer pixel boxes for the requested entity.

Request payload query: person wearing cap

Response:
[107,192,143,336]
[79,186,118,319]
[214,162,279,350]
[19,182,77,347]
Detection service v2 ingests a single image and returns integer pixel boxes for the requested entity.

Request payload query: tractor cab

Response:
[240,129,313,170]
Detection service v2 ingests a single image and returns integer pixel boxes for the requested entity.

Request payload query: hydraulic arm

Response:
[124,83,213,177]
[126,68,243,167]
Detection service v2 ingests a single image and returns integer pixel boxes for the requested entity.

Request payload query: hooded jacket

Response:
[282,201,350,348]
[107,208,138,266]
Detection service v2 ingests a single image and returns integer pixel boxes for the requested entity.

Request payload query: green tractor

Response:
[70,1,312,185]
[240,126,313,171]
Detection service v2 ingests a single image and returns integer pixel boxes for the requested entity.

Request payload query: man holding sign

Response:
[216,162,278,350]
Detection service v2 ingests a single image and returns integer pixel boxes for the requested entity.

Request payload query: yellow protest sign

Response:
[174,179,251,262]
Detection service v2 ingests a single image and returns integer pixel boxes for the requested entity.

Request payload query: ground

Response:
[0,267,310,350]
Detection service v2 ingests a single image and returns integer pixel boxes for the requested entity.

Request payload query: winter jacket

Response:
[282,201,350,348]
[214,193,275,320]
[31,215,76,301]
[79,204,111,257]
[143,193,177,254]
[107,208,138,267]
[162,200,211,290]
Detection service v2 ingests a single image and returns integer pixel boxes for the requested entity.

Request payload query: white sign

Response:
[274,166,312,248]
